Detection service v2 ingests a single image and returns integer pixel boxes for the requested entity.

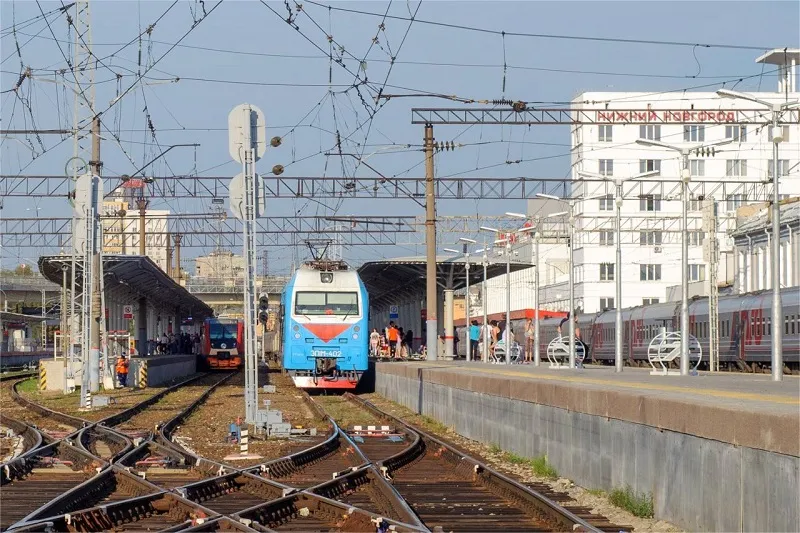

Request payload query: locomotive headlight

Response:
[294,333,301,339]
[353,326,360,333]
[352,333,359,340]
[293,325,299,332]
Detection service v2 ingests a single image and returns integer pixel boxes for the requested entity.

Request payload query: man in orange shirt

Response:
[387,322,399,358]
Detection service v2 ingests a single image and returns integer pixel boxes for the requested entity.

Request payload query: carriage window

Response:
[295,291,359,316]
[786,316,790,335]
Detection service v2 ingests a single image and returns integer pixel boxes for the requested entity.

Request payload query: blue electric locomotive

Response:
[281,260,369,389]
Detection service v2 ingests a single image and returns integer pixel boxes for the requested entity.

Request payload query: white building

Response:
[481,199,570,315]
[563,49,800,313]
[102,200,171,273]
[731,198,799,293]
[194,250,245,280]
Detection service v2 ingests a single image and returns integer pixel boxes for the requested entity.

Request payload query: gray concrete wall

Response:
[377,371,800,533]
[131,354,196,387]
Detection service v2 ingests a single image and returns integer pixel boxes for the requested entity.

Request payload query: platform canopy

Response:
[358,255,532,309]
[38,255,213,320]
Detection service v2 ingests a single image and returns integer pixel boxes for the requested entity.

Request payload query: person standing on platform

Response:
[469,320,480,361]
[369,328,380,357]
[115,354,129,388]
[524,318,534,363]
[387,322,399,358]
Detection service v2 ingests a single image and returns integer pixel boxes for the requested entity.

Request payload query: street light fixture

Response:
[474,243,490,362]
[635,137,732,376]
[716,89,799,381]
[481,226,517,364]
[577,169,658,373]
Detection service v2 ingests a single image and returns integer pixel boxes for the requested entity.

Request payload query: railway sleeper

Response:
[11,492,218,532]
[233,492,423,532]
[178,471,289,510]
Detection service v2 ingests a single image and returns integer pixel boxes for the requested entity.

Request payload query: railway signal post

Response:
[229,103,267,424]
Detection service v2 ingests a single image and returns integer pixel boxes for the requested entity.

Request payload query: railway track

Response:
[0,366,630,532]
[346,393,631,533]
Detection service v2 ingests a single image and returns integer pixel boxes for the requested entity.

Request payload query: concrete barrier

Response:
[130,354,196,387]
[376,365,800,533]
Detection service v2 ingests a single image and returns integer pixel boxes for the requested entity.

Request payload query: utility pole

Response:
[166,233,173,278]
[89,116,102,392]
[533,219,541,367]
[703,199,719,372]
[481,241,488,363]
[173,234,182,281]
[424,124,438,360]
[137,198,148,255]
[567,201,576,369]
[614,179,624,373]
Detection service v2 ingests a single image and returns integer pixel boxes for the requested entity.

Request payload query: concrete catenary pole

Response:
[770,110,784,381]
[424,124,438,360]
[680,155,691,376]
[568,201,576,369]
[482,243,488,363]
[505,237,511,365]
[615,179,624,373]
[89,116,102,392]
[534,219,541,367]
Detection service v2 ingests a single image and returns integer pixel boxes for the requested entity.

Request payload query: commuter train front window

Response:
[295,291,358,316]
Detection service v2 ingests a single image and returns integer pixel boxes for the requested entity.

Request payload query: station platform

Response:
[376,360,799,531]
[377,361,799,456]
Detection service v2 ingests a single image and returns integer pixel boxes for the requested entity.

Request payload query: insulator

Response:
[512,101,528,112]
[270,136,282,147]
[272,164,284,176]
[120,174,130,182]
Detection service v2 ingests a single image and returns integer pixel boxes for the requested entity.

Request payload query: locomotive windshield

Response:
[209,321,238,343]
[295,291,359,316]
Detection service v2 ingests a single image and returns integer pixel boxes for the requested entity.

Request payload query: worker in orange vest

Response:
[387,322,400,358]
[115,354,129,388]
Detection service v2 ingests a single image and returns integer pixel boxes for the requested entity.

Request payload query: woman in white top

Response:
[369,329,381,357]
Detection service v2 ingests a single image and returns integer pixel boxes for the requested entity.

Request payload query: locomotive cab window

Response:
[295,291,359,316]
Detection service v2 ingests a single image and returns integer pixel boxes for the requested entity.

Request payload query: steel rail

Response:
[344,392,604,533]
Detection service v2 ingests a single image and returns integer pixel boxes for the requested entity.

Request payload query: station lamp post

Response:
[535,194,579,367]
[577,169,658,372]
[635,138,732,376]
[716,89,799,381]
[480,223,534,364]
[448,237,477,361]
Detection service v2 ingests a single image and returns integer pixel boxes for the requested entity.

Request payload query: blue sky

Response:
[2,1,798,273]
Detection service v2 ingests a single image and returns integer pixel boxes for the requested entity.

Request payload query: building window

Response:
[599,230,614,246]
[639,125,661,141]
[642,297,660,305]
[689,196,702,211]
[600,297,615,310]
[689,159,705,177]
[640,264,662,281]
[768,126,789,142]
[598,194,613,211]
[639,231,662,246]
[684,125,705,142]
[598,125,612,142]
[599,159,614,176]
[639,159,661,175]
[725,125,747,142]
[726,159,747,177]
[726,194,746,211]
[639,194,662,212]
[688,230,706,246]
[767,160,791,177]
[600,263,615,281]
[688,264,706,282]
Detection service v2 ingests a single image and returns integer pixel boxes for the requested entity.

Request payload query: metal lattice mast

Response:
[69,0,96,392]
[703,199,719,372]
